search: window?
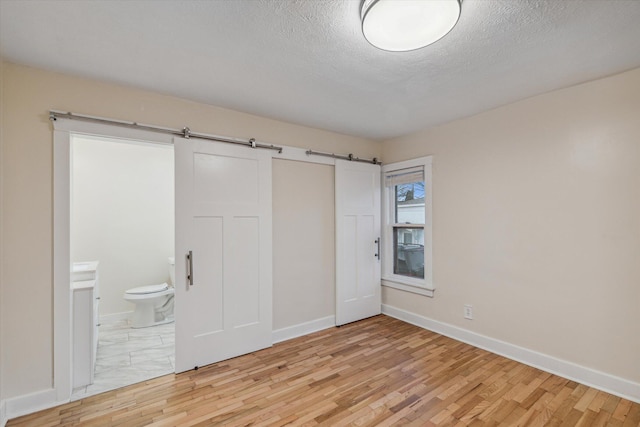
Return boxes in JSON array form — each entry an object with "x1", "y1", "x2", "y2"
[
  {"x1": 382, "y1": 156, "x2": 433, "y2": 296},
  {"x1": 392, "y1": 176, "x2": 425, "y2": 279}
]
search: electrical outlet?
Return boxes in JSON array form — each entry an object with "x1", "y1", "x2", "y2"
[{"x1": 464, "y1": 304, "x2": 473, "y2": 320}]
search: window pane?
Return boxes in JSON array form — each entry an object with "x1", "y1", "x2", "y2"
[
  {"x1": 393, "y1": 227, "x2": 424, "y2": 278},
  {"x1": 395, "y1": 181, "x2": 425, "y2": 224}
]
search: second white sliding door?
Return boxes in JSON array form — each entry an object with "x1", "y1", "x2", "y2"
[{"x1": 335, "y1": 160, "x2": 381, "y2": 326}]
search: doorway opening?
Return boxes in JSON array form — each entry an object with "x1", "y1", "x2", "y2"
[{"x1": 69, "y1": 134, "x2": 175, "y2": 400}]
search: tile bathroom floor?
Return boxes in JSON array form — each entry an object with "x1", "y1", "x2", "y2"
[{"x1": 71, "y1": 320, "x2": 175, "y2": 401}]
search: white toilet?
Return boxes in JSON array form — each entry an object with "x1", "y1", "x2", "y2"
[{"x1": 124, "y1": 257, "x2": 175, "y2": 328}]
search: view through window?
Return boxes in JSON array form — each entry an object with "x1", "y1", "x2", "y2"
[{"x1": 393, "y1": 180, "x2": 425, "y2": 278}]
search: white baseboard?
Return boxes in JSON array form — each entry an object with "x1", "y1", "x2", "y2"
[
  {"x1": 1, "y1": 398, "x2": 7, "y2": 427},
  {"x1": 4, "y1": 388, "x2": 66, "y2": 423},
  {"x1": 382, "y1": 304, "x2": 640, "y2": 403},
  {"x1": 272, "y1": 315, "x2": 336, "y2": 344},
  {"x1": 99, "y1": 311, "x2": 132, "y2": 325}
]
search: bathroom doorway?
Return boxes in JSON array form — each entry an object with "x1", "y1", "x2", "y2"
[{"x1": 69, "y1": 134, "x2": 175, "y2": 399}]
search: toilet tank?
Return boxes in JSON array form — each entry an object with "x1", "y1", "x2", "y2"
[{"x1": 168, "y1": 257, "x2": 175, "y2": 286}]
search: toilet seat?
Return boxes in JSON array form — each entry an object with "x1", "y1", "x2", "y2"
[
  {"x1": 124, "y1": 283, "x2": 174, "y2": 302},
  {"x1": 126, "y1": 283, "x2": 169, "y2": 295}
]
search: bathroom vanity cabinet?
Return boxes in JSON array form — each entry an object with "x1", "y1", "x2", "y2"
[{"x1": 72, "y1": 262, "x2": 100, "y2": 389}]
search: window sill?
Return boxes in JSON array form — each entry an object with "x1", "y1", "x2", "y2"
[{"x1": 382, "y1": 279, "x2": 434, "y2": 297}]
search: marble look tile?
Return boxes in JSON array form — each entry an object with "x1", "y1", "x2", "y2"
[
  {"x1": 94, "y1": 353, "x2": 131, "y2": 374},
  {"x1": 130, "y1": 343, "x2": 175, "y2": 365},
  {"x1": 93, "y1": 362, "x2": 172, "y2": 386},
  {"x1": 132, "y1": 356, "x2": 173, "y2": 373},
  {"x1": 97, "y1": 332, "x2": 129, "y2": 347},
  {"x1": 96, "y1": 336, "x2": 163, "y2": 359},
  {"x1": 160, "y1": 333, "x2": 175, "y2": 345},
  {"x1": 99, "y1": 320, "x2": 129, "y2": 332},
  {"x1": 128, "y1": 323, "x2": 174, "y2": 339},
  {"x1": 79, "y1": 382, "x2": 122, "y2": 399},
  {"x1": 77, "y1": 320, "x2": 175, "y2": 400},
  {"x1": 127, "y1": 329, "x2": 161, "y2": 339},
  {"x1": 157, "y1": 323, "x2": 175, "y2": 332}
]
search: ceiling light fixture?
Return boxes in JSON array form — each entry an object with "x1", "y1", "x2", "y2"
[{"x1": 361, "y1": 0, "x2": 461, "y2": 52}]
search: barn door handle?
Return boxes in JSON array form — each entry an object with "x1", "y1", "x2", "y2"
[
  {"x1": 375, "y1": 238, "x2": 380, "y2": 260},
  {"x1": 187, "y1": 250, "x2": 194, "y2": 286}
]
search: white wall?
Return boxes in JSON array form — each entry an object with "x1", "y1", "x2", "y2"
[
  {"x1": 273, "y1": 159, "x2": 335, "y2": 330},
  {"x1": 72, "y1": 136, "x2": 174, "y2": 317},
  {"x1": 381, "y1": 67, "x2": 640, "y2": 387}
]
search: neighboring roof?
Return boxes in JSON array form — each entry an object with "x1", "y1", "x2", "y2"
[{"x1": 398, "y1": 197, "x2": 425, "y2": 206}]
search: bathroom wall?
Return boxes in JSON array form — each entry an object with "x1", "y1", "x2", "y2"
[
  {"x1": 381, "y1": 67, "x2": 640, "y2": 386},
  {"x1": 72, "y1": 136, "x2": 174, "y2": 318},
  {"x1": 0, "y1": 61, "x2": 381, "y2": 400}
]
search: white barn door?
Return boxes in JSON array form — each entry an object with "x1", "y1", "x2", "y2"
[
  {"x1": 335, "y1": 160, "x2": 381, "y2": 326},
  {"x1": 174, "y1": 138, "x2": 272, "y2": 373}
]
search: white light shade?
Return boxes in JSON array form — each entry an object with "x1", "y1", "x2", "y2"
[{"x1": 361, "y1": 0, "x2": 461, "y2": 52}]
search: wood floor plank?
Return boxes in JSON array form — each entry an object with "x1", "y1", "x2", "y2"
[{"x1": 6, "y1": 315, "x2": 639, "y2": 426}]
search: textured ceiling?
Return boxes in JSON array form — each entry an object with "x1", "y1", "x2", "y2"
[{"x1": 2, "y1": 0, "x2": 640, "y2": 140}]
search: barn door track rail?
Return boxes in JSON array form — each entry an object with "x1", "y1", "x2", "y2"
[{"x1": 49, "y1": 110, "x2": 283, "y2": 153}]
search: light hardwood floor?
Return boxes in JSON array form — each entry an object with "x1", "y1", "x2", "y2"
[{"x1": 8, "y1": 315, "x2": 640, "y2": 426}]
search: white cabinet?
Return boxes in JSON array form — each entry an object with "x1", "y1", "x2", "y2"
[{"x1": 72, "y1": 262, "x2": 100, "y2": 389}]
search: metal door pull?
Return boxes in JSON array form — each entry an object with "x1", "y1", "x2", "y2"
[{"x1": 187, "y1": 250, "x2": 194, "y2": 286}]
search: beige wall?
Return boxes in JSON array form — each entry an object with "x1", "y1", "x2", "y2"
[
  {"x1": 0, "y1": 61, "x2": 380, "y2": 399},
  {"x1": 381, "y1": 67, "x2": 640, "y2": 383},
  {"x1": 273, "y1": 160, "x2": 335, "y2": 330},
  {"x1": 72, "y1": 136, "x2": 175, "y2": 317},
  {"x1": 0, "y1": 56, "x2": 4, "y2": 406}
]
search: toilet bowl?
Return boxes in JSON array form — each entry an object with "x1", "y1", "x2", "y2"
[
  {"x1": 124, "y1": 258, "x2": 176, "y2": 328},
  {"x1": 124, "y1": 283, "x2": 174, "y2": 328}
]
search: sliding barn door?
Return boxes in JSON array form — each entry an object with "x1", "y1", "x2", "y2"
[
  {"x1": 335, "y1": 160, "x2": 381, "y2": 326},
  {"x1": 174, "y1": 137, "x2": 272, "y2": 373}
]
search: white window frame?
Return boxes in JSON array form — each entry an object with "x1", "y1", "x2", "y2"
[{"x1": 381, "y1": 156, "x2": 433, "y2": 297}]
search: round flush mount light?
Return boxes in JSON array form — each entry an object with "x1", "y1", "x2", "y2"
[{"x1": 361, "y1": 0, "x2": 461, "y2": 52}]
